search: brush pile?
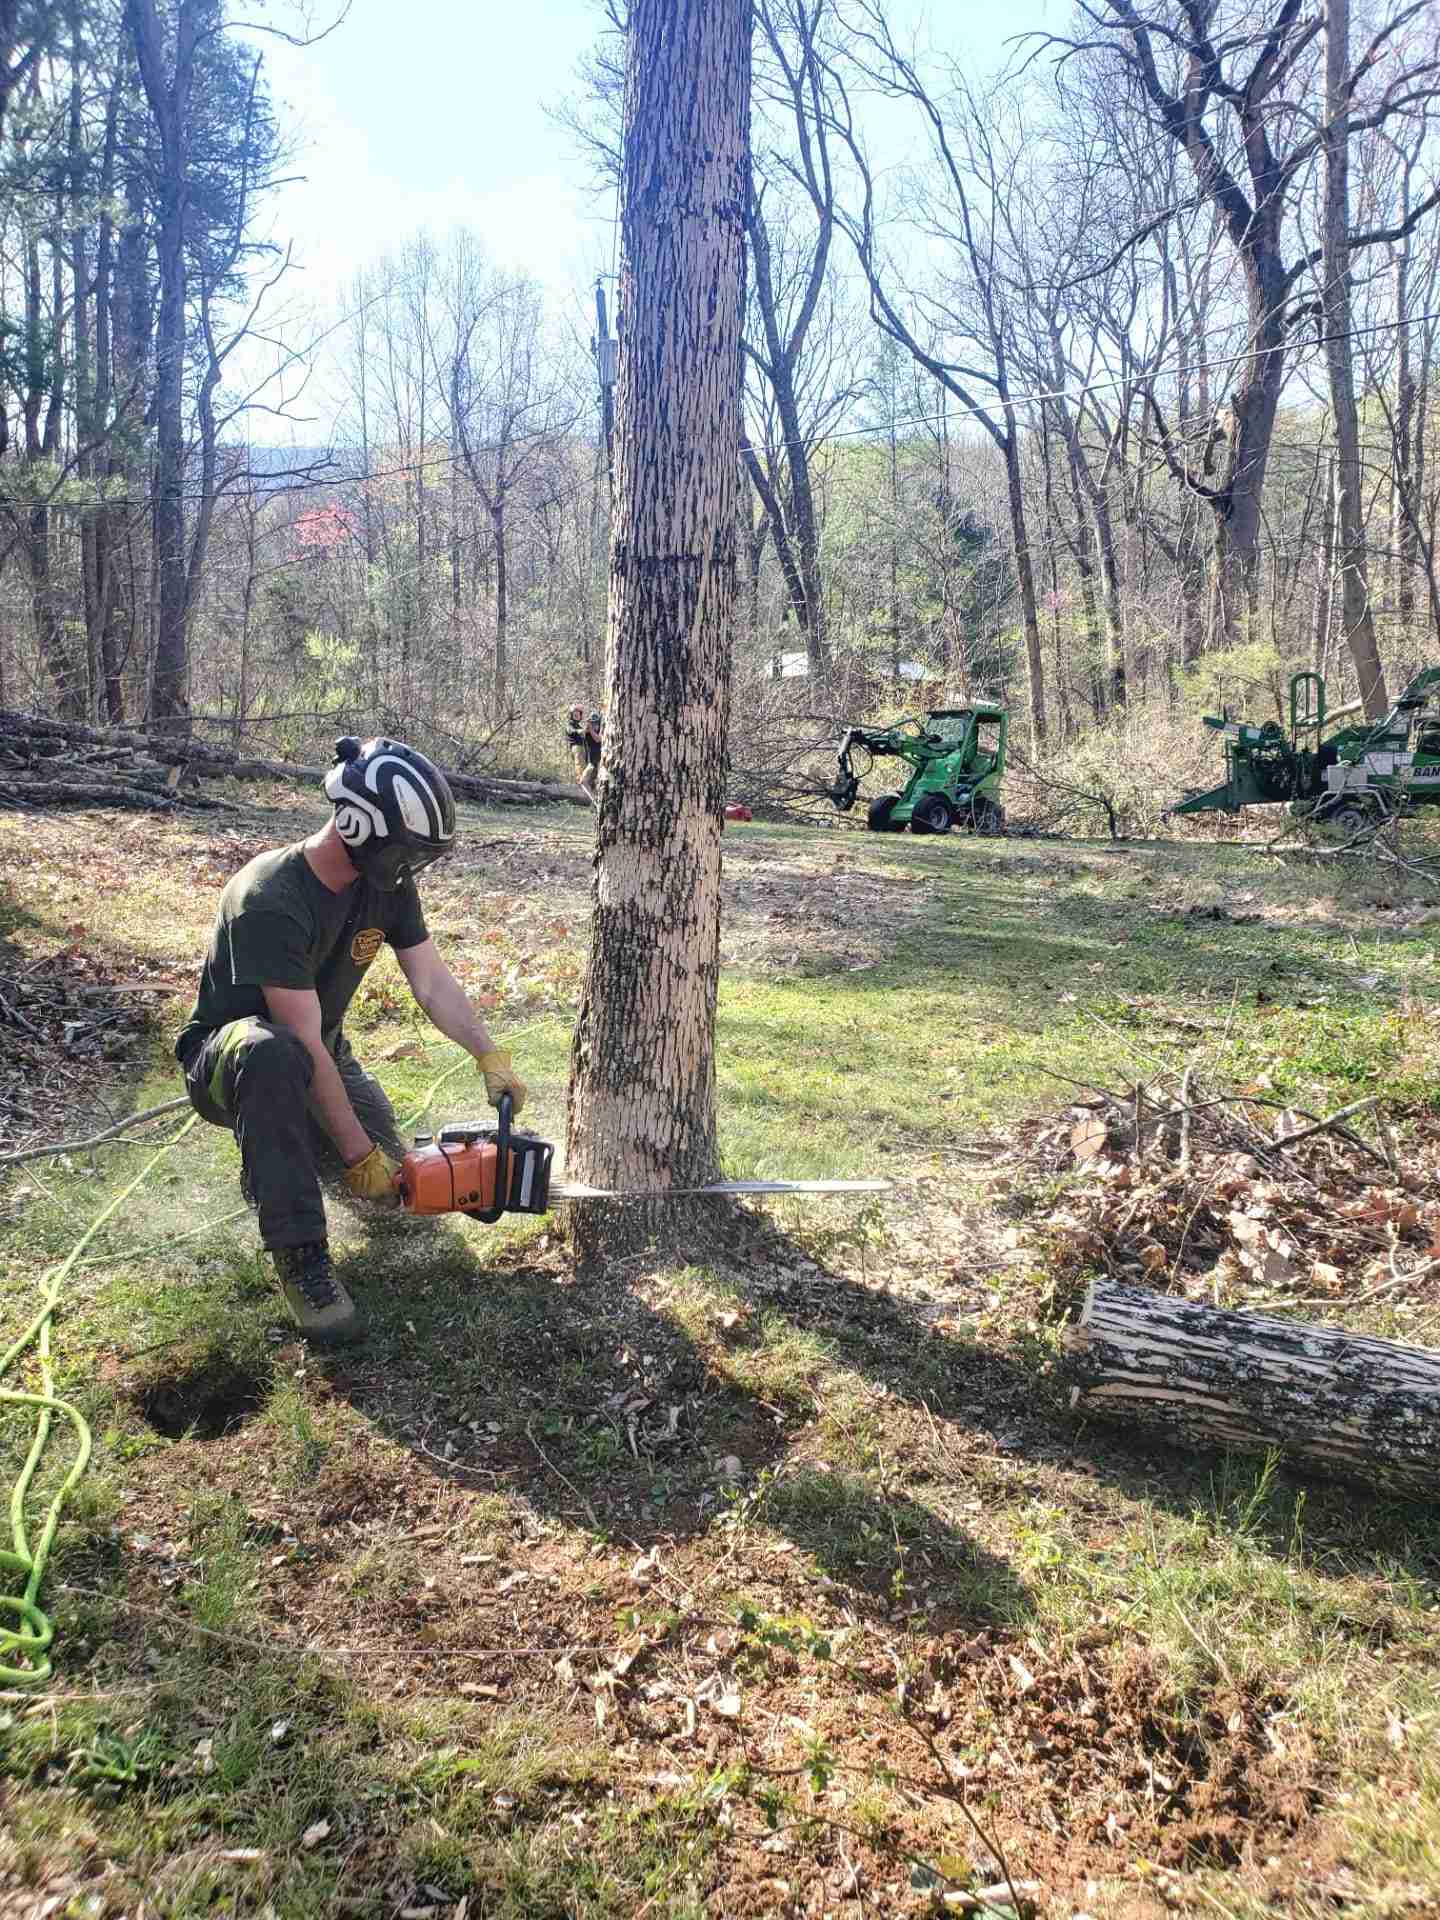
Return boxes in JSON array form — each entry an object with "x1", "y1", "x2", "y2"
[
  {"x1": 0, "y1": 951, "x2": 176, "y2": 1151},
  {"x1": 0, "y1": 709, "x2": 592, "y2": 814},
  {"x1": 998, "y1": 1065, "x2": 1440, "y2": 1325},
  {"x1": 1, "y1": 710, "x2": 238, "y2": 812}
]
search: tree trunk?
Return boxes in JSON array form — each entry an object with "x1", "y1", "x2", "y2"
[
  {"x1": 1312, "y1": 448, "x2": 1337, "y2": 674},
  {"x1": 1209, "y1": 308, "x2": 1287, "y2": 650},
  {"x1": 1392, "y1": 241, "x2": 1417, "y2": 628},
  {"x1": 100, "y1": 112, "x2": 151, "y2": 725},
  {"x1": 1322, "y1": 0, "x2": 1387, "y2": 719},
  {"x1": 492, "y1": 498, "x2": 507, "y2": 712},
  {"x1": 566, "y1": 0, "x2": 751, "y2": 1261},
  {"x1": 23, "y1": 219, "x2": 81, "y2": 716},
  {"x1": 1003, "y1": 429, "x2": 1046, "y2": 743},
  {"x1": 127, "y1": 0, "x2": 195, "y2": 736},
  {"x1": 1062, "y1": 1280, "x2": 1440, "y2": 1501}
]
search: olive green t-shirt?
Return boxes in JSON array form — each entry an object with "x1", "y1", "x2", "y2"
[{"x1": 175, "y1": 844, "x2": 428, "y2": 1069}]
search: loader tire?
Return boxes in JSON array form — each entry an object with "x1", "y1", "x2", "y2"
[
  {"x1": 910, "y1": 795, "x2": 953, "y2": 835},
  {"x1": 866, "y1": 794, "x2": 904, "y2": 832}
]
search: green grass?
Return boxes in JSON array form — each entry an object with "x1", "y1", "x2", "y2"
[{"x1": 3, "y1": 798, "x2": 1440, "y2": 1913}]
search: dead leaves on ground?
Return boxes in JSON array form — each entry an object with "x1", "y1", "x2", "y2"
[{"x1": 1000, "y1": 1075, "x2": 1440, "y2": 1316}]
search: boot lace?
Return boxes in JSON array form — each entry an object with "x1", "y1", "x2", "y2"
[{"x1": 290, "y1": 1244, "x2": 339, "y2": 1309}]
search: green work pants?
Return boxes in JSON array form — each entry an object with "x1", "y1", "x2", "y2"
[{"x1": 182, "y1": 1020, "x2": 404, "y2": 1249}]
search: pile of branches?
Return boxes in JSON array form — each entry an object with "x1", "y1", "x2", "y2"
[
  {"x1": 0, "y1": 953, "x2": 170, "y2": 1149},
  {"x1": 998, "y1": 1065, "x2": 1440, "y2": 1320},
  {"x1": 0, "y1": 709, "x2": 591, "y2": 814},
  {"x1": 1263, "y1": 804, "x2": 1440, "y2": 890}
]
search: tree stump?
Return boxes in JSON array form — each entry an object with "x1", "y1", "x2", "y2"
[{"x1": 1062, "y1": 1279, "x2": 1440, "y2": 1500}]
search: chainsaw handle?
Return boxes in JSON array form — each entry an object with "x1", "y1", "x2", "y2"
[{"x1": 465, "y1": 1090, "x2": 512, "y2": 1224}]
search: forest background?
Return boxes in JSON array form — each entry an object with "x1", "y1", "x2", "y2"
[{"x1": 0, "y1": 0, "x2": 1438, "y2": 823}]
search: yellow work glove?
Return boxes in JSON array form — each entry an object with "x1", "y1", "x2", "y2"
[
  {"x1": 343, "y1": 1144, "x2": 401, "y2": 1205},
  {"x1": 477, "y1": 1048, "x2": 528, "y2": 1117}
]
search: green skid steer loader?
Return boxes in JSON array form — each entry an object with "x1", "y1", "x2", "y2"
[
  {"x1": 1171, "y1": 668, "x2": 1440, "y2": 832},
  {"x1": 828, "y1": 703, "x2": 1008, "y2": 835}
]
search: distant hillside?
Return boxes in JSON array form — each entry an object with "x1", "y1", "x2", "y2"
[{"x1": 231, "y1": 444, "x2": 352, "y2": 494}]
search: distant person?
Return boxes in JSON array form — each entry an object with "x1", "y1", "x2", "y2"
[
  {"x1": 175, "y1": 735, "x2": 528, "y2": 1347},
  {"x1": 567, "y1": 703, "x2": 603, "y2": 809}
]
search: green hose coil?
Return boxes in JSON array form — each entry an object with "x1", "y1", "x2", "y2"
[{"x1": 1, "y1": 1116, "x2": 198, "y2": 1685}]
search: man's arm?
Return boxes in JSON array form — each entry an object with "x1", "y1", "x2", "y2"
[
  {"x1": 262, "y1": 985, "x2": 373, "y2": 1165},
  {"x1": 394, "y1": 938, "x2": 495, "y2": 1058}
]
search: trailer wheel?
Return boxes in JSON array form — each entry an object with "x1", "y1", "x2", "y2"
[
  {"x1": 1326, "y1": 801, "x2": 1371, "y2": 838},
  {"x1": 910, "y1": 795, "x2": 953, "y2": 835},
  {"x1": 866, "y1": 793, "x2": 904, "y2": 832}
]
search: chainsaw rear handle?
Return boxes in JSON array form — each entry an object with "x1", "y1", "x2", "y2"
[{"x1": 466, "y1": 1090, "x2": 512, "y2": 1224}]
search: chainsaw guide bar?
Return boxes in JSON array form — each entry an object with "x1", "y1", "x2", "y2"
[
  {"x1": 397, "y1": 1097, "x2": 890, "y2": 1220},
  {"x1": 549, "y1": 1177, "x2": 893, "y2": 1202}
]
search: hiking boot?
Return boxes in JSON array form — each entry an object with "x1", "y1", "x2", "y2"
[{"x1": 271, "y1": 1242, "x2": 363, "y2": 1347}]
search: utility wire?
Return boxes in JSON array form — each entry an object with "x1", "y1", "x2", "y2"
[{"x1": 2, "y1": 305, "x2": 1436, "y2": 520}]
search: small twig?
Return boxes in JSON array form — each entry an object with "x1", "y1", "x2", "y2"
[
  {"x1": 0, "y1": 1097, "x2": 192, "y2": 1168},
  {"x1": 1270, "y1": 1096, "x2": 1381, "y2": 1153},
  {"x1": 524, "y1": 1419, "x2": 603, "y2": 1532},
  {"x1": 1213, "y1": 979, "x2": 1242, "y2": 1065},
  {"x1": 1017, "y1": 1061, "x2": 1128, "y2": 1104},
  {"x1": 1178, "y1": 1065, "x2": 1195, "y2": 1173},
  {"x1": 0, "y1": 988, "x2": 44, "y2": 1038},
  {"x1": 910, "y1": 1708, "x2": 1027, "y2": 1915},
  {"x1": 1348, "y1": 1243, "x2": 1440, "y2": 1309}
]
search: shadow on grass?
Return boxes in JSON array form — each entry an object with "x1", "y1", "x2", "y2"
[
  {"x1": 297, "y1": 1192, "x2": 1440, "y2": 1630},
  {"x1": 294, "y1": 1210, "x2": 1039, "y2": 1634}
]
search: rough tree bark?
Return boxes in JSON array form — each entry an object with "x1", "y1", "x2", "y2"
[
  {"x1": 566, "y1": 0, "x2": 751, "y2": 1261},
  {"x1": 1321, "y1": 0, "x2": 1387, "y2": 717},
  {"x1": 1063, "y1": 1279, "x2": 1440, "y2": 1500}
]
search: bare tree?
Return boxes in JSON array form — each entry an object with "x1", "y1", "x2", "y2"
[
  {"x1": 446, "y1": 254, "x2": 579, "y2": 712},
  {"x1": 817, "y1": 26, "x2": 1050, "y2": 737},
  {"x1": 1034, "y1": 0, "x2": 1440, "y2": 708},
  {"x1": 1320, "y1": 0, "x2": 1386, "y2": 711},
  {"x1": 566, "y1": 0, "x2": 751, "y2": 1258},
  {"x1": 743, "y1": 0, "x2": 858, "y2": 677}
]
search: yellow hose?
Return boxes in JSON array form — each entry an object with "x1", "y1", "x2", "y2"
[{"x1": 1, "y1": 1116, "x2": 198, "y2": 1685}]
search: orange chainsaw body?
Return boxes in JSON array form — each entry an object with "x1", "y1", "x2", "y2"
[
  {"x1": 396, "y1": 1113, "x2": 554, "y2": 1220},
  {"x1": 398, "y1": 1136, "x2": 502, "y2": 1214}
]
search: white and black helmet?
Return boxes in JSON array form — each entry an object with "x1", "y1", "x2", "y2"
[{"x1": 324, "y1": 735, "x2": 456, "y2": 890}]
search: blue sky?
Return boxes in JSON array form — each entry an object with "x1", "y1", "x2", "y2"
[{"x1": 239, "y1": 0, "x2": 1063, "y2": 434}]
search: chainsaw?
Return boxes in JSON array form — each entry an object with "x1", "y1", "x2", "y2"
[{"x1": 395, "y1": 1095, "x2": 889, "y2": 1220}]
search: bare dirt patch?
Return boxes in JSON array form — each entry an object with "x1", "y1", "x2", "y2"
[
  {"x1": 134, "y1": 1346, "x2": 274, "y2": 1441},
  {"x1": 919, "y1": 1635, "x2": 1323, "y2": 1887}
]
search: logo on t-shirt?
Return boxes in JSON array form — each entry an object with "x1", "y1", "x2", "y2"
[{"x1": 351, "y1": 927, "x2": 384, "y2": 966}]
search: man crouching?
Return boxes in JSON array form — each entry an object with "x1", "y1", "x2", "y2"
[{"x1": 175, "y1": 734, "x2": 528, "y2": 1347}]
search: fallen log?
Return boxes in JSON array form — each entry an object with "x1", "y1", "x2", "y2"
[
  {"x1": 1062, "y1": 1278, "x2": 1440, "y2": 1500},
  {"x1": 9, "y1": 778, "x2": 236, "y2": 813},
  {"x1": 0, "y1": 709, "x2": 591, "y2": 809}
]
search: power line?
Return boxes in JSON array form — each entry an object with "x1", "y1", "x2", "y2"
[
  {"x1": 813, "y1": 306, "x2": 1440, "y2": 444},
  {"x1": 1, "y1": 304, "x2": 1435, "y2": 525}
]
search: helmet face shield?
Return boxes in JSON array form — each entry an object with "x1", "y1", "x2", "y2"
[{"x1": 355, "y1": 836, "x2": 452, "y2": 892}]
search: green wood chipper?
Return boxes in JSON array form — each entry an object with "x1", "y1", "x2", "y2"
[
  {"x1": 1170, "y1": 668, "x2": 1440, "y2": 832},
  {"x1": 827, "y1": 704, "x2": 1008, "y2": 834}
]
